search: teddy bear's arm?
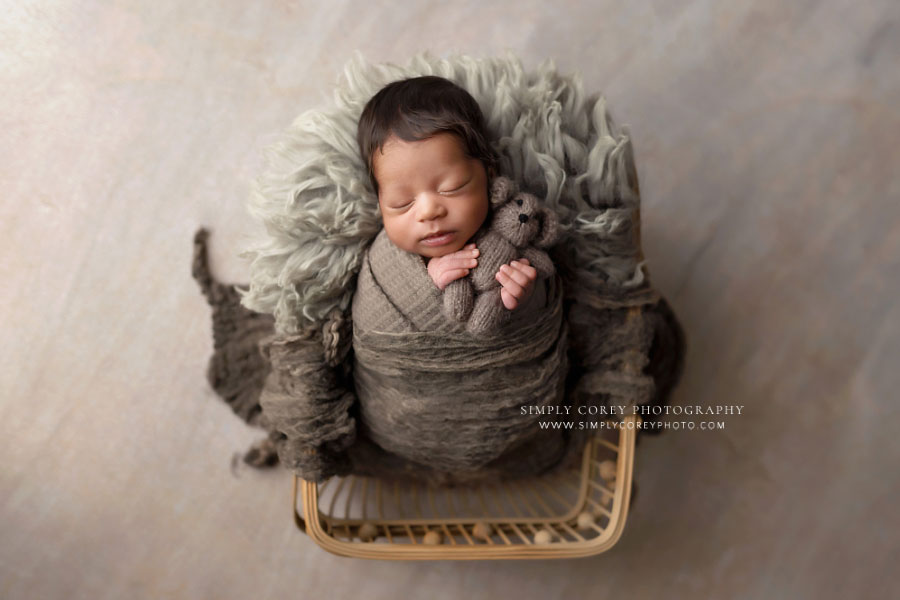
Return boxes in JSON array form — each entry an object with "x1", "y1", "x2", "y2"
[
  {"x1": 443, "y1": 278, "x2": 475, "y2": 321},
  {"x1": 520, "y1": 247, "x2": 556, "y2": 279}
]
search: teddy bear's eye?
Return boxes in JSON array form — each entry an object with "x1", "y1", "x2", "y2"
[{"x1": 516, "y1": 199, "x2": 523, "y2": 206}]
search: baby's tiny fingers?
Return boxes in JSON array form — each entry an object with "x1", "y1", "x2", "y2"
[
  {"x1": 451, "y1": 246, "x2": 479, "y2": 259},
  {"x1": 444, "y1": 256, "x2": 477, "y2": 270},
  {"x1": 499, "y1": 264, "x2": 531, "y2": 288},
  {"x1": 500, "y1": 287, "x2": 518, "y2": 310},
  {"x1": 510, "y1": 260, "x2": 537, "y2": 279},
  {"x1": 440, "y1": 268, "x2": 470, "y2": 290},
  {"x1": 496, "y1": 269, "x2": 525, "y2": 298}
]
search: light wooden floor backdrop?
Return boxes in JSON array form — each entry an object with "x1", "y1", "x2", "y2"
[{"x1": 2, "y1": 1, "x2": 897, "y2": 598}]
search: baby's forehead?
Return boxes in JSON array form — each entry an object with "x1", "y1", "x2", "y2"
[{"x1": 373, "y1": 133, "x2": 474, "y2": 182}]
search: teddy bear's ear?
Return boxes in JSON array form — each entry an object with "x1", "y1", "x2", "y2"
[
  {"x1": 534, "y1": 207, "x2": 561, "y2": 249},
  {"x1": 489, "y1": 176, "x2": 516, "y2": 207}
]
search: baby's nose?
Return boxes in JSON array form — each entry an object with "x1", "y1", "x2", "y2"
[
  {"x1": 518, "y1": 214, "x2": 529, "y2": 224},
  {"x1": 418, "y1": 193, "x2": 446, "y2": 219}
]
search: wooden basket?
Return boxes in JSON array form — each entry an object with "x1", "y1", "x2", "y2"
[{"x1": 292, "y1": 414, "x2": 641, "y2": 560}]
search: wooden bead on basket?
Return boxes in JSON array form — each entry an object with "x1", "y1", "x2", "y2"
[
  {"x1": 598, "y1": 459, "x2": 617, "y2": 481},
  {"x1": 472, "y1": 522, "x2": 493, "y2": 540},
  {"x1": 358, "y1": 522, "x2": 378, "y2": 541},
  {"x1": 423, "y1": 530, "x2": 443, "y2": 545}
]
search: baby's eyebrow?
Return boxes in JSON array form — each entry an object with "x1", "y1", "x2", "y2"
[
  {"x1": 434, "y1": 164, "x2": 470, "y2": 182},
  {"x1": 378, "y1": 181, "x2": 410, "y2": 196}
]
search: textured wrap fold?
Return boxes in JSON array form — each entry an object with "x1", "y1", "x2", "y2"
[{"x1": 257, "y1": 310, "x2": 357, "y2": 482}]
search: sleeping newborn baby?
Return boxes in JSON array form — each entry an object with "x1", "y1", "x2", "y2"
[
  {"x1": 347, "y1": 76, "x2": 576, "y2": 485},
  {"x1": 375, "y1": 130, "x2": 540, "y2": 309}
]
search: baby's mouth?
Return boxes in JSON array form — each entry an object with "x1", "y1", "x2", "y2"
[{"x1": 421, "y1": 231, "x2": 455, "y2": 246}]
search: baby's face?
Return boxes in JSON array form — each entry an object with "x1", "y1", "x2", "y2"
[{"x1": 373, "y1": 132, "x2": 489, "y2": 259}]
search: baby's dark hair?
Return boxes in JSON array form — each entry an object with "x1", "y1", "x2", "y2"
[{"x1": 357, "y1": 75, "x2": 499, "y2": 195}]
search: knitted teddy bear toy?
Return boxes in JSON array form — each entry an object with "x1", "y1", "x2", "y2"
[{"x1": 442, "y1": 176, "x2": 561, "y2": 336}]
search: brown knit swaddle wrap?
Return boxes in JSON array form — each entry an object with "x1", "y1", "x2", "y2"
[{"x1": 346, "y1": 228, "x2": 576, "y2": 484}]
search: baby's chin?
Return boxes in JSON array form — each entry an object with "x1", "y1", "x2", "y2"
[{"x1": 415, "y1": 239, "x2": 467, "y2": 259}]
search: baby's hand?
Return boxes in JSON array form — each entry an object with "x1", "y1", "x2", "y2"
[
  {"x1": 496, "y1": 258, "x2": 537, "y2": 310},
  {"x1": 427, "y1": 243, "x2": 479, "y2": 290}
]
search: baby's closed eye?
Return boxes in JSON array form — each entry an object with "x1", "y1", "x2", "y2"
[{"x1": 439, "y1": 178, "x2": 471, "y2": 194}]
